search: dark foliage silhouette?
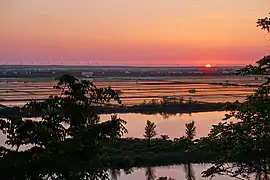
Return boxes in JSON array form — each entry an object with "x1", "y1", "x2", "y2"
[
  {"x1": 198, "y1": 59, "x2": 270, "y2": 180},
  {"x1": 185, "y1": 121, "x2": 196, "y2": 141},
  {"x1": 257, "y1": 13, "x2": 270, "y2": 32},
  {"x1": 160, "y1": 135, "x2": 170, "y2": 140},
  {"x1": 184, "y1": 121, "x2": 196, "y2": 180},
  {"x1": 184, "y1": 163, "x2": 195, "y2": 180},
  {"x1": 110, "y1": 169, "x2": 121, "y2": 180},
  {"x1": 144, "y1": 120, "x2": 157, "y2": 147},
  {"x1": 145, "y1": 167, "x2": 156, "y2": 180},
  {"x1": 156, "y1": 177, "x2": 175, "y2": 180},
  {"x1": 197, "y1": 13, "x2": 270, "y2": 180},
  {"x1": 0, "y1": 74, "x2": 127, "y2": 180}
]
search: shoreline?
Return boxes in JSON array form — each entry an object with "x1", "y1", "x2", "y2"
[
  {"x1": 103, "y1": 138, "x2": 216, "y2": 170},
  {"x1": 0, "y1": 101, "x2": 233, "y2": 118},
  {"x1": 95, "y1": 102, "x2": 227, "y2": 115}
]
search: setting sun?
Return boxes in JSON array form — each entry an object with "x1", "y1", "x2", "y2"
[{"x1": 205, "y1": 64, "x2": 212, "y2": 68}]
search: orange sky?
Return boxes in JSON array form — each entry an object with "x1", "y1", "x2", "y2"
[{"x1": 0, "y1": 0, "x2": 270, "y2": 66}]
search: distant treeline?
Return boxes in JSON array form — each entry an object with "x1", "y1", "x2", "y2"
[
  {"x1": 0, "y1": 101, "x2": 237, "y2": 118},
  {"x1": 0, "y1": 66, "x2": 238, "y2": 80},
  {"x1": 95, "y1": 102, "x2": 227, "y2": 115},
  {"x1": 103, "y1": 138, "x2": 216, "y2": 169}
]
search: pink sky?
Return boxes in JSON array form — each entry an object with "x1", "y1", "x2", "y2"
[{"x1": 0, "y1": 0, "x2": 270, "y2": 66}]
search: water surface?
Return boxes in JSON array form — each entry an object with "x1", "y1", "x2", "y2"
[
  {"x1": 111, "y1": 164, "x2": 234, "y2": 180},
  {"x1": 0, "y1": 75, "x2": 256, "y2": 106},
  {"x1": 100, "y1": 111, "x2": 235, "y2": 139}
]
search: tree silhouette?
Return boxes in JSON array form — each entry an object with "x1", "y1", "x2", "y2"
[
  {"x1": 156, "y1": 178, "x2": 175, "y2": 180},
  {"x1": 110, "y1": 169, "x2": 121, "y2": 180},
  {"x1": 257, "y1": 13, "x2": 270, "y2": 32},
  {"x1": 185, "y1": 121, "x2": 196, "y2": 141},
  {"x1": 145, "y1": 167, "x2": 156, "y2": 180},
  {"x1": 144, "y1": 120, "x2": 157, "y2": 147},
  {"x1": 184, "y1": 163, "x2": 195, "y2": 180},
  {"x1": 160, "y1": 134, "x2": 170, "y2": 140},
  {"x1": 0, "y1": 74, "x2": 127, "y2": 179},
  {"x1": 198, "y1": 13, "x2": 270, "y2": 180},
  {"x1": 184, "y1": 121, "x2": 196, "y2": 180},
  {"x1": 255, "y1": 170, "x2": 270, "y2": 180}
]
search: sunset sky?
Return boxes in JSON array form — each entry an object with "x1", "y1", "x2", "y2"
[{"x1": 0, "y1": 0, "x2": 270, "y2": 66}]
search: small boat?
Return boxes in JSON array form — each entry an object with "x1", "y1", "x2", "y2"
[{"x1": 188, "y1": 89, "x2": 196, "y2": 93}]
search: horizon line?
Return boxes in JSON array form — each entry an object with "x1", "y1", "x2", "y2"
[{"x1": 0, "y1": 64, "x2": 245, "y2": 68}]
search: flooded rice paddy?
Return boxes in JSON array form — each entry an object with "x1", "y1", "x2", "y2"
[{"x1": 0, "y1": 75, "x2": 261, "y2": 106}]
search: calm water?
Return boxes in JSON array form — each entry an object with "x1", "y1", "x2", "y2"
[
  {"x1": 0, "y1": 111, "x2": 231, "y2": 145},
  {"x1": 0, "y1": 111, "x2": 238, "y2": 179},
  {"x1": 0, "y1": 75, "x2": 258, "y2": 106},
  {"x1": 112, "y1": 164, "x2": 235, "y2": 180},
  {"x1": 100, "y1": 111, "x2": 235, "y2": 139},
  {"x1": 102, "y1": 112, "x2": 238, "y2": 180}
]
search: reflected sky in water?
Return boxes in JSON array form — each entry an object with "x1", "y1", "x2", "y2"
[
  {"x1": 0, "y1": 112, "x2": 242, "y2": 180},
  {"x1": 100, "y1": 111, "x2": 236, "y2": 139},
  {"x1": 111, "y1": 164, "x2": 235, "y2": 180},
  {"x1": 0, "y1": 111, "x2": 236, "y2": 148}
]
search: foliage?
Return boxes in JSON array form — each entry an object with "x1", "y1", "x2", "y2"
[
  {"x1": 237, "y1": 55, "x2": 270, "y2": 86},
  {"x1": 198, "y1": 83, "x2": 270, "y2": 179},
  {"x1": 0, "y1": 74, "x2": 127, "y2": 180},
  {"x1": 257, "y1": 13, "x2": 270, "y2": 32},
  {"x1": 142, "y1": 96, "x2": 197, "y2": 106},
  {"x1": 110, "y1": 169, "x2": 121, "y2": 180},
  {"x1": 105, "y1": 137, "x2": 215, "y2": 170},
  {"x1": 156, "y1": 178, "x2": 176, "y2": 180},
  {"x1": 183, "y1": 121, "x2": 196, "y2": 180},
  {"x1": 185, "y1": 121, "x2": 196, "y2": 141},
  {"x1": 156, "y1": 178, "x2": 175, "y2": 180},
  {"x1": 144, "y1": 120, "x2": 157, "y2": 146},
  {"x1": 145, "y1": 167, "x2": 156, "y2": 180},
  {"x1": 160, "y1": 135, "x2": 170, "y2": 140},
  {"x1": 184, "y1": 163, "x2": 195, "y2": 180},
  {"x1": 0, "y1": 100, "x2": 227, "y2": 118},
  {"x1": 197, "y1": 14, "x2": 270, "y2": 179},
  {"x1": 198, "y1": 67, "x2": 270, "y2": 179}
]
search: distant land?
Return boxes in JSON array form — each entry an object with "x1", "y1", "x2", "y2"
[
  {"x1": 0, "y1": 65, "x2": 244, "y2": 80},
  {"x1": 0, "y1": 64, "x2": 243, "y2": 69}
]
